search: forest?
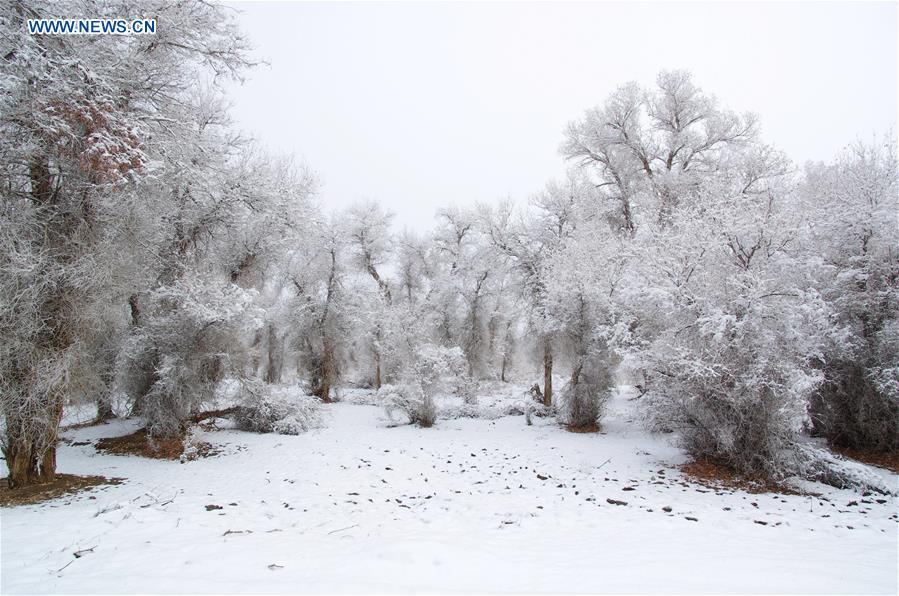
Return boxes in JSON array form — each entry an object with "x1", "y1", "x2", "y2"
[{"x1": 1, "y1": 1, "x2": 897, "y2": 593}]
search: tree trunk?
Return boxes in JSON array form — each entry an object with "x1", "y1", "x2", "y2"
[
  {"x1": 374, "y1": 350, "x2": 382, "y2": 390},
  {"x1": 264, "y1": 322, "x2": 282, "y2": 384},
  {"x1": 8, "y1": 150, "x2": 69, "y2": 485},
  {"x1": 38, "y1": 445, "x2": 57, "y2": 483},
  {"x1": 543, "y1": 339, "x2": 553, "y2": 407},
  {"x1": 315, "y1": 339, "x2": 336, "y2": 402},
  {"x1": 96, "y1": 395, "x2": 115, "y2": 422},
  {"x1": 40, "y1": 398, "x2": 64, "y2": 482},
  {"x1": 5, "y1": 442, "x2": 37, "y2": 488},
  {"x1": 29, "y1": 155, "x2": 53, "y2": 203},
  {"x1": 250, "y1": 328, "x2": 263, "y2": 378},
  {"x1": 128, "y1": 293, "x2": 141, "y2": 326},
  {"x1": 5, "y1": 397, "x2": 63, "y2": 487},
  {"x1": 314, "y1": 248, "x2": 339, "y2": 402},
  {"x1": 499, "y1": 320, "x2": 514, "y2": 383}
]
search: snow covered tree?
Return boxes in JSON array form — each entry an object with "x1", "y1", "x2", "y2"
[
  {"x1": 0, "y1": 0, "x2": 252, "y2": 484},
  {"x1": 479, "y1": 173, "x2": 591, "y2": 405},
  {"x1": 563, "y1": 69, "x2": 758, "y2": 234},
  {"x1": 542, "y1": 227, "x2": 624, "y2": 430},
  {"x1": 803, "y1": 137, "x2": 899, "y2": 452},
  {"x1": 285, "y1": 218, "x2": 358, "y2": 402},
  {"x1": 560, "y1": 70, "x2": 846, "y2": 478},
  {"x1": 344, "y1": 201, "x2": 394, "y2": 388}
]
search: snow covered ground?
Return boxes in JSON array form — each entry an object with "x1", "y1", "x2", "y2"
[{"x1": 2, "y1": 389, "x2": 897, "y2": 594}]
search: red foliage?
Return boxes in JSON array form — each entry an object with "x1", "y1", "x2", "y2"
[{"x1": 46, "y1": 97, "x2": 146, "y2": 183}]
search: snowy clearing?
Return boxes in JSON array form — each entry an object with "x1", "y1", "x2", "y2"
[{"x1": 2, "y1": 391, "x2": 896, "y2": 594}]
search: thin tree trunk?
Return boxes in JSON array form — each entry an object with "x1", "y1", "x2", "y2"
[
  {"x1": 498, "y1": 319, "x2": 514, "y2": 383},
  {"x1": 314, "y1": 248, "x2": 338, "y2": 402},
  {"x1": 374, "y1": 350, "x2": 382, "y2": 390},
  {"x1": 128, "y1": 293, "x2": 141, "y2": 326},
  {"x1": 250, "y1": 328, "x2": 263, "y2": 378},
  {"x1": 264, "y1": 322, "x2": 282, "y2": 384},
  {"x1": 96, "y1": 395, "x2": 115, "y2": 422},
  {"x1": 543, "y1": 338, "x2": 553, "y2": 407},
  {"x1": 315, "y1": 339, "x2": 336, "y2": 402},
  {"x1": 39, "y1": 397, "x2": 64, "y2": 483}
]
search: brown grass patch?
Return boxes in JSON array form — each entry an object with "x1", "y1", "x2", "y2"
[
  {"x1": 565, "y1": 422, "x2": 600, "y2": 433},
  {"x1": 95, "y1": 429, "x2": 186, "y2": 460},
  {"x1": 832, "y1": 446, "x2": 899, "y2": 474},
  {"x1": 679, "y1": 458, "x2": 805, "y2": 495},
  {"x1": 95, "y1": 428, "x2": 219, "y2": 460},
  {"x1": 0, "y1": 474, "x2": 124, "y2": 507}
]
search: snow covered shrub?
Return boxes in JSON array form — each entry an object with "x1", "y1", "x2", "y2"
[
  {"x1": 612, "y1": 139, "x2": 829, "y2": 478},
  {"x1": 455, "y1": 376, "x2": 480, "y2": 406},
  {"x1": 234, "y1": 380, "x2": 322, "y2": 435},
  {"x1": 811, "y1": 350, "x2": 899, "y2": 452},
  {"x1": 558, "y1": 350, "x2": 615, "y2": 429},
  {"x1": 138, "y1": 355, "x2": 207, "y2": 438},
  {"x1": 639, "y1": 283, "x2": 831, "y2": 479},
  {"x1": 116, "y1": 278, "x2": 261, "y2": 437},
  {"x1": 382, "y1": 344, "x2": 467, "y2": 427},
  {"x1": 794, "y1": 442, "x2": 896, "y2": 495},
  {"x1": 802, "y1": 139, "x2": 899, "y2": 452},
  {"x1": 380, "y1": 383, "x2": 434, "y2": 427}
]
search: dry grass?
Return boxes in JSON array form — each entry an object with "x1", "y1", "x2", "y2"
[
  {"x1": 565, "y1": 422, "x2": 600, "y2": 433},
  {"x1": 95, "y1": 428, "x2": 220, "y2": 460},
  {"x1": 0, "y1": 474, "x2": 124, "y2": 507},
  {"x1": 679, "y1": 458, "x2": 806, "y2": 495},
  {"x1": 95, "y1": 429, "x2": 186, "y2": 459}
]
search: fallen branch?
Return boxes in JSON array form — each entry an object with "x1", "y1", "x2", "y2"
[
  {"x1": 190, "y1": 407, "x2": 239, "y2": 423},
  {"x1": 327, "y1": 524, "x2": 358, "y2": 535}
]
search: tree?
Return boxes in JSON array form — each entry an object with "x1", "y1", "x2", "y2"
[
  {"x1": 559, "y1": 69, "x2": 851, "y2": 479},
  {"x1": 344, "y1": 201, "x2": 394, "y2": 387},
  {"x1": 480, "y1": 173, "x2": 592, "y2": 405},
  {"x1": 542, "y1": 227, "x2": 624, "y2": 429},
  {"x1": 562, "y1": 69, "x2": 758, "y2": 234},
  {"x1": 0, "y1": 0, "x2": 252, "y2": 485},
  {"x1": 803, "y1": 137, "x2": 899, "y2": 452}
]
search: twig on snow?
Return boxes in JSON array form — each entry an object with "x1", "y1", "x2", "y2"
[{"x1": 73, "y1": 546, "x2": 95, "y2": 558}]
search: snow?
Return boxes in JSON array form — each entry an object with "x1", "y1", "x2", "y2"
[{"x1": 2, "y1": 389, "x2": 897, "y2": 594}]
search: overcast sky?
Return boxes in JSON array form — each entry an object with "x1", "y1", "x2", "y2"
[{"x1": 224, "y1": 1, "x2": 897, "y2": 230}]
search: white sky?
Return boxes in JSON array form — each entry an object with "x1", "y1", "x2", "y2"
[{"x1": 224, "y1": 1, "x2": 898, "y2": 230}]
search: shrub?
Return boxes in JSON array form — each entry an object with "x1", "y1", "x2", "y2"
[
  {"x1": 558, "y1": 350, "x2": 615, "y2": 429},
  {"x1": 380, "y1": 383, "x2": 435, "y2": 427},
  {"x1": 639, "y1": 290, "x2": 829, "y2": 480},
  {"x1": 380, "y1": 344, "x2": 466, "y2": 427},
  {"x1": 810, "y1": 358, "x2": 899, "y2": 452},
  {"x1": 234, "y1": 380, "x2": 322, "y2": 435}
]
